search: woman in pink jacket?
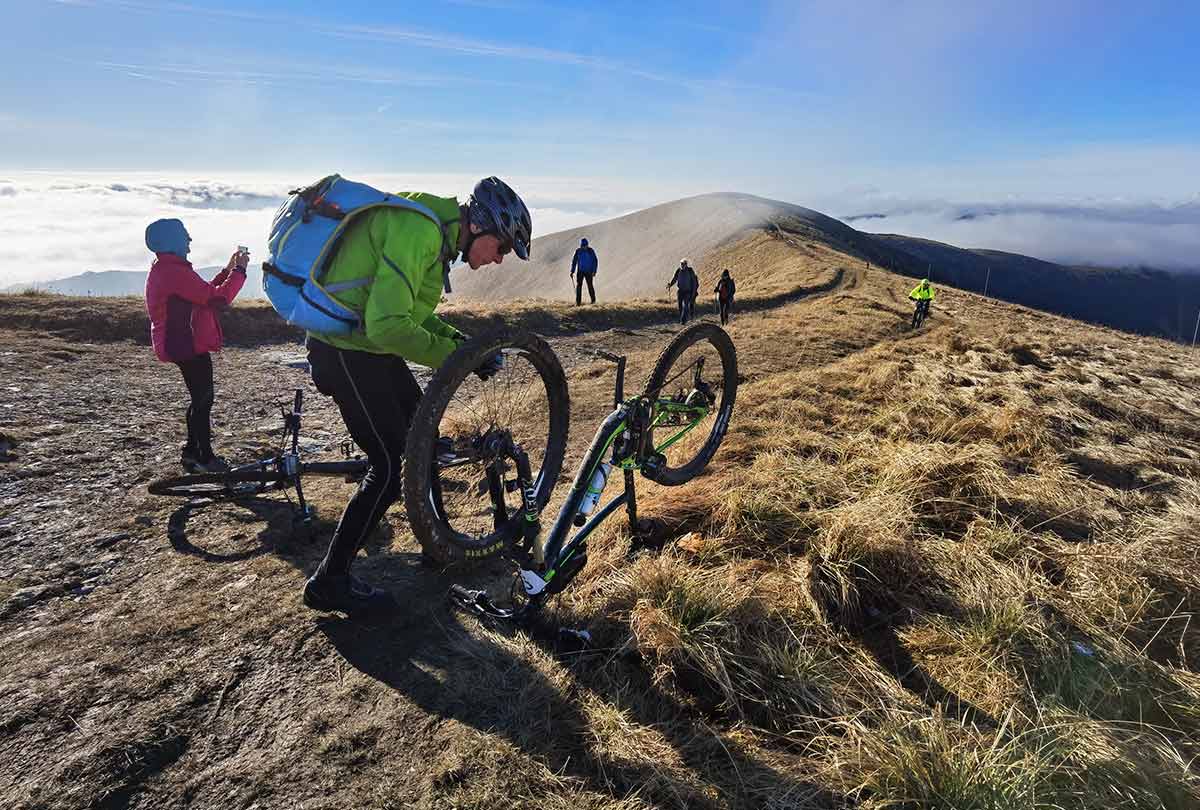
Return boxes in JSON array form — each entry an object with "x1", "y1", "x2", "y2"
[{"x1": 144, "y1": 218, "x2": 248, "y2": 472}]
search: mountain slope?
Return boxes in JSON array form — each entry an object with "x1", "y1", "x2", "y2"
[
  {"x1": 450, "y1": 191, "x2": 1199, "y2": 342},
  {"x1": 448, "y1": 192, "x2": 906, "y2": 302},
  {"x1": 876, "y1": 234, "x2": 1200, "y2": 340}
]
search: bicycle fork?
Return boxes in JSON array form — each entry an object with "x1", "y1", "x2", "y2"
[{"x1": 286, "y1": 389, "x2": 312, "y2": 521}]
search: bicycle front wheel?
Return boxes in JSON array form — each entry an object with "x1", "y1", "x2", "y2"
[
  {"x1": 643, "y1": 322, "x2": 738, "y2": 486},
  {"x1": 403, "y1": 328, "x2": 570, "y2": 564},
  {"x1": 147, "y1": 464, "x2": 287, "y2": 500}
]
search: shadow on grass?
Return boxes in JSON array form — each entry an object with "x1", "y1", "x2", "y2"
[{"x1": 316, "y1": 561, "x2": 836, "y2": 809}]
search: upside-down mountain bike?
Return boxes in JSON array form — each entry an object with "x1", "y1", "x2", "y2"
[
  {"x1": 147, "y1": 389, "x2": 367, "y2": 518},
  {"x1": 400, "y1": 321, "x2": 738, "y2": 625}
]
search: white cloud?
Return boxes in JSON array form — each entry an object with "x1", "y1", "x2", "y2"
[
  {"x1": 0, "y1": 172, "x2": 663, "y2": 286},
  {"x1": 857, "y1": 208, "x2": 1200, "y2": 270}
]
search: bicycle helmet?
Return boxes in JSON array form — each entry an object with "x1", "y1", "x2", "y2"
[{"x1": 466, "y1": 176, "x2": 532, "y2": 260}]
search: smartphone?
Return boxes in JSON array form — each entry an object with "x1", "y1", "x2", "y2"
[{"x1": 237, "y1": 245, "x2": 250, "y2": 255}]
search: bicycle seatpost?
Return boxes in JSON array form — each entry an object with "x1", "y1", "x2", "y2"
[{"x1": 588, "y1": 350, "x2": 627, "y2": 406}]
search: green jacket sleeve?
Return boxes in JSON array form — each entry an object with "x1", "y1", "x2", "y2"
[
  {"x1": 421, "y1": 314, "x2": 464, "y2": 341},
  {"x1": 361, "y1": 215, "x2": 458, "y2": 368}
]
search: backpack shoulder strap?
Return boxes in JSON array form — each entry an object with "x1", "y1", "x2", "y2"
[{"x1": 317, "y1": 196, "x2": 459, "y2": 293}]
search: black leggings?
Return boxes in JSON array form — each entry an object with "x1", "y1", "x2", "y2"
[
  {"x1": 575, "y1": 272, "x2": 596, "y2": 305},
  {"x1": 307, "y1": 337, "x2": 422, "y2": 577},
  {"x1": 719, "y1": 298, "x2": 732, "y2": 325},
  {"x1": 176, "y1": 353, "x2": 215, "y2": 459}
]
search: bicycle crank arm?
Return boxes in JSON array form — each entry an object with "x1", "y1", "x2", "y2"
[{"x1": 448, "y1": 585, "x2": 521, "y2": 620}]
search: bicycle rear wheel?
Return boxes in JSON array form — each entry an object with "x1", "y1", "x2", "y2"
[
  {"x1": 643, "y1": 322, "x2": 738, "y2": 486},
  {"x1": 147, "y1": 464, "x2": 287, "y2": 500},
  {"x1": 404, "y1": 328, "x2": 569, "y2": 564}
]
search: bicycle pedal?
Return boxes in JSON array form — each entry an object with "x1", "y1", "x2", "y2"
[{"x1": 557, "y1": 627, "x2": 592, "y2": 648}]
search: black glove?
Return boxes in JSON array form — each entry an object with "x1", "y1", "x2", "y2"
[{"x1": 474, "y1": 351, "x2": 504, "y2": 381}]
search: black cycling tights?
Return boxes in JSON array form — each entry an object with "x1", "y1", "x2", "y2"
[
  {"x1": 176, "y1": 352, "x2": 215, "y2": 459},
  {"x1": 307, "y1": 337, "x2": 422, "y2": 578}
]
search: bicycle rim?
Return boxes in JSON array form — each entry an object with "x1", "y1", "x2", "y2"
[
  {"x1": 146, "y1": 466, "x2": 286, "y2": 499},
  {"x1": 643, "y1": 322, "x2": 738, "y2": 486}
]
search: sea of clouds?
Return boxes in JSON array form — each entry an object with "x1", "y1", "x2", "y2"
[
  {"x1": 1, "y1": 172, "x2": 1197, "y2": 290},
  {"x1": 836, "y1": 197, "x2": 1200, "y2": 271},
  {"x1": 0, "y1": 172, "x2": 654, "y2": 289}
]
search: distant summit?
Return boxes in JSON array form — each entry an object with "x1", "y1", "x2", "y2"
[{"x1": 449, "y1": 192, "x2": 863, "y2": 301}]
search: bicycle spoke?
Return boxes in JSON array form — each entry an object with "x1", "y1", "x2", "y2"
[{"x1": 431, "y1": 351, "x2": 553, "y2": 543}]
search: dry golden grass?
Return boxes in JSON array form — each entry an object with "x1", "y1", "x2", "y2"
[{"x1": 554, "y1": 269, "x2": 1200, "y2": 807}]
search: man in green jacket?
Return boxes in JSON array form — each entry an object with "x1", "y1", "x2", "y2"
[{"x1": 303, "y1": 176, "x2": 532, "y2": 616}]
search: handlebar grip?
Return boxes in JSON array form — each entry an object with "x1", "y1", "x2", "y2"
[
  {"x1": 293, "y1": 388, "x2": 304, "y2": 415},
  {"x1": 449, "y1": 584, "x2": 473, "y2": 599}
]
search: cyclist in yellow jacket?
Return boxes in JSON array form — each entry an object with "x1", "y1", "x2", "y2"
[
  {"x1": 909, "y1": 278, "x2": 935, "y2": 328},
  {"x1": 303, "y1": 177, "x2": 532, "y2": 616}
]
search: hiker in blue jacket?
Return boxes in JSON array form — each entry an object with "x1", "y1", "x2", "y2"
[{"x1": 570, "y1": 237, "x2": 598, "y2": 305}]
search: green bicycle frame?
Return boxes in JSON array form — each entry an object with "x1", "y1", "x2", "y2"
[{"x1": 537, "y1": 393, "x2": 709, "y2": 581}]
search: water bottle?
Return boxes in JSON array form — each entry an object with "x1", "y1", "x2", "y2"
[{"x1": 574, "y1": 461, "x2": 612, "y2": 526}]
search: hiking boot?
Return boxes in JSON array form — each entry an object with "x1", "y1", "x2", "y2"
[
  {"x1": 302, "y1": 572, "x2": 395, "y2": 616},
  {"x1": 181, "y1": 448, "x2": 202, "y2": 470}
]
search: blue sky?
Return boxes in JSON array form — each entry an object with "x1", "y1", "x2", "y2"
[{"x1": 1, "y1": 0, "x2": 1199, "y2": 282}]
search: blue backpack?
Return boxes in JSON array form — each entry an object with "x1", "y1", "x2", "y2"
[{"x1": 262, "y1": 175, "x2": 455, "y2": 335}]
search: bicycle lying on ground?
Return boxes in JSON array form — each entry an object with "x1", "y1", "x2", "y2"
[
  {"x1": 401, "y1": 322, "x2": 738, "y2": 626},
  {"x1": 147, "y1": 390, "x2": 367, "y2": 518}
]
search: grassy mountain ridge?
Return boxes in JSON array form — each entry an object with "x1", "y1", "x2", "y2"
[{"x1": 1, "y1": 232, "x2": 1199, "y2": 807}]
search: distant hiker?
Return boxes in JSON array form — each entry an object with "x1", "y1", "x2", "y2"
[
  {"x1": 715, "y1": 269, "x2": 736, "y2": 325},
  {"x1": 667, "y1": 258, "x2": 699, "y2": 324},
  {"x1": 909, "y1": 278, "x2": 935, "y2": 328},
  {"x1": 302, "y1": 176, "x2": 532, "y2": 617},
  {"x1": 144, "y1": 218, "x2": 248, "y2": 474},
  {"x1": 570, "y1": 237, "x2": 598, "y2": 305}
]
